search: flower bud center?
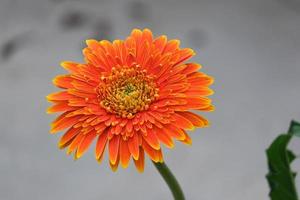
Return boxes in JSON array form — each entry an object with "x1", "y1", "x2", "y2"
[{"x1": 97, "y1": 65, "x2": 159, "y2": 118}]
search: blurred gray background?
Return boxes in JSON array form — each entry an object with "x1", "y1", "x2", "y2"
[{"x1": 0, "y1": 0, "x2": 300, "y2": 199}]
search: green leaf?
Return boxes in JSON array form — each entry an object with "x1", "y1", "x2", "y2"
[
  {"x1": 266, "y1": 120, "x2": 300, "y2": 200},
  {"x1": 288, "y1": 120, "x2": 300, "y2": 137}
]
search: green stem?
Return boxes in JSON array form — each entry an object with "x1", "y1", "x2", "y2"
[{"x1": 153, "y1": 161, "x2": 185, "y2": 200}]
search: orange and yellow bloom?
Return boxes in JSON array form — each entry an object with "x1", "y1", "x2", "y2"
[{"x1": 47, "y1": 28, "x2": 214, "y2": 172}]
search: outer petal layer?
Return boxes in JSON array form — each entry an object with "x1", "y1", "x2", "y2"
[{"x1": 47, "y1": 28, "x2": 214, "y2": 172}]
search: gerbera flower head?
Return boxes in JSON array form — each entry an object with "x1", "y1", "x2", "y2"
[{"x1": 47, "y1": 28, "x2": 214, "y2": 172}]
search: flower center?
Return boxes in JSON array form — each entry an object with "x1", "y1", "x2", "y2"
[{"x1": 96, "y1": 65, "x2": 159, "y2": 119}]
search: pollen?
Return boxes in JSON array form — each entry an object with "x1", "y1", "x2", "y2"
[{"x1": 96, "y1": 65, "x2": 159, "y2": 118}]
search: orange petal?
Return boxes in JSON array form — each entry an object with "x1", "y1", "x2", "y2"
[
  {"x1": 60, "y1": 61, "x2": 81, "y2": 74},
  {"x1": 47, "y1": 91, "x2": 74, "y2": 101},
  {"x1": 142, "y1": 128, "x2": 160, "y2": 150},
  {"x1": 155, "y1": 148, "x2": 164, "y2": 163},
  {"x1": 131, "y1": 28, "x2": 143, "y2": 44},
  {"x1": 172, "y1": 48, "x2": 195, "y2": 67},
  {"x1": 67, "y1": 133, "x2": 85, "y2": 155},
  {"x1": 185, "y1": 97, "x2": 212, "y2": 110},
  {"x1": 186, "y1": 86, "x2": 214, "y2": 96},
  {"x1": 109, "y1": 155, "x2": 120, "y2": 172},
  {"x1": 53, "y1": 75, "x2": 74, "y2": 89},
  {"x1": 71, "y1": 80, "x2": 96, "y2": 93},
  {"x1": 51, "y1": 115, "x2": 81, "y2": 133},
  {"x1": 142, "y1": 28, "x2": 153, "y2": 43},
  {"x1": 187, "y1": 75, "x2": 214, "y2": 86},
  {"x1": 83, "y1": 48, "x2": 110, "y2": 71},
  {"x1": 171, "y1": 64, "x2": 188, "y2": 75},
  {"x1": 197, "y1": 105, "x2": 215, "y2": 112},
  {"x1": 153, "y1": 35, "x2": 167, "y2": 52},
  {"x1": 120, "y1": 139, "x2": 131, "y2": 168},
  {"x1": 133, "y1": 147, "x2": 145, "y2": 173},
  {"x1": 185, "y1": 88, "x2": 214, "y2": 97},
  {"x1": 163, "y1": 124, "x2": 186, "y2": 140},
  {"x1": 113, "y1": 124, "x2": 123, "y2": 135},
  {"x1": 97, "y1": 150, "x2": 105, "y2": 164},
  {"x1": 95, "y1": 131, "x2": 108, "y2": 160},
  {"x1": 128, "y1": 133, "x2": 140, "y2": 160},
  {"x1": 79, "y1": 64, "x2": 102, "y2": 82},
  {"x1": 156, "y1": 128, "x2": 174, "y2": 148},
  {"x1": 163, "y1": 83, "x2": 189, "y2": 93},
  {"x1": 51, "y1": 111, "x2": 70, "y2": 123},
  {"x1": 47, "y1": 102, "x2": 76, "y2": 114},
  {"x1": 95, "y1": 123, "x2": 107, "y2": 134},
  {"x1": 142, "y1": 140, "x2": 160, "y2": 162},
  {"x1": 172, "y1": 113, "x2": 194, "y2": 130},
  {"x1": 100, "y1": 40, "x2": 116, "y2": 58},
  {"x1": 126, "y1": 120, "x2": 133, "y2": 132},
  {"x1": 58, "y1": 127, "x2": 80, "y2": 149},
  {"x1": 68, "y1": 89, "x2": 97, "y2": 99},
  {"x1": 68, "y1": 97, "x2": 89, "y2": 107},
  {"x1": 86, "y1": 39, "x2": 101, "y2": 52},
  {"x1": 112, "y1": 40, "x2": 124, "y2": 64},
  {"x1": 163, "y1": 39, "x2": 180, "y2": 54},
  {"x1": 76, "y1": 131, "x2": 97, "y2": 159},
  {"x1": 180, "y1": 130, "x2": 192, "y2": 145},
  {"x1": 178, "y1": 112, "x2": 209, "y2": 127},
  {"x1": 182, "y1": 63, "x2": 202, "y2": 74},
  {"x1": 109, "y1": 135, "x2": 120, "y2": 165}
]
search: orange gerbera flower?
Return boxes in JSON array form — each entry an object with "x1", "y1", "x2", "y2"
[{"x1": 47, "y1": 28, "x2": 214, "y2": 172}]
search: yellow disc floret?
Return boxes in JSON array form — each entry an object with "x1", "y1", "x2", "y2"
[{"x1": 97, "y1": 65, "x2": 159, "y2": 118}]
